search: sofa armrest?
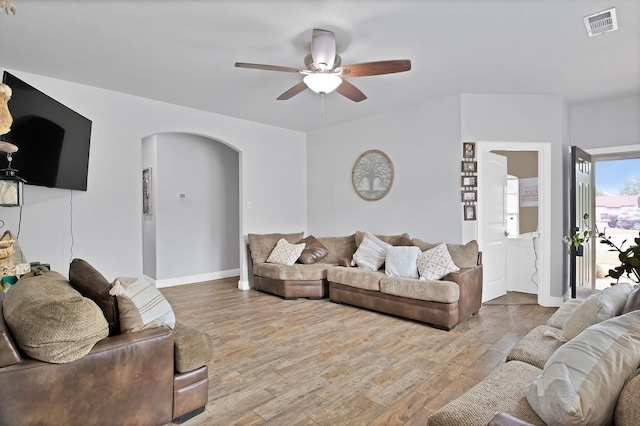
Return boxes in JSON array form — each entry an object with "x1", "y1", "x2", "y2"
[
  {"x1": 488, "y1": 412, "x2": 535, "y2": 426},
  {"x1": 443, "y1": 265, "x2": 483, "y2": 319},
  {"x1": 0, "y1": 326, "x2": 175, "y2": 425}
]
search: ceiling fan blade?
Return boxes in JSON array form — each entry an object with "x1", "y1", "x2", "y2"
[
  {"x1": 311, "y1": 29, "x2": 336, "y2": 70},
  {"x1": 276, "y1": 81, "x2": 308, "y2": 100},
  {"x1": 335, "y1": 80, "x2": 367, "y2": 102},
  {"x1": 338, "y1": 60, "x2": 412, "y2": 77},
  {"x1": 235, "y1": 62, "x2": 302, "y2": 73}
]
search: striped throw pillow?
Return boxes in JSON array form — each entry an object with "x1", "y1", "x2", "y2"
[{"x1": 109, "y1": 277, "x2": 176, "y2": 332}]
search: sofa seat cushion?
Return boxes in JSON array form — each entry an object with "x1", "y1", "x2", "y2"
[
  {"x1": 327, "y1": 267, "x2": 385, "y2": 291},
  {"x1": 380, "y1": 277, "x2": 459, "y2": 304},
  {"x1": 173, "y1": 320, "x2": 214, "y2": 373},
  {"x1": 428, "y1": 360, "x2": 544, "y2": 426},
  {"x1": 253, "y1": 262, "x2": 332, "y2": 281},
  {"x1": 3, "y1": 271, "x2": 109, "y2": 363},
  {"x1": 506, "y1": 325, "x2": 565, "y2": 369},
  {"x1": 545, "y1": 299, "x2": 581, "y2": 329}
]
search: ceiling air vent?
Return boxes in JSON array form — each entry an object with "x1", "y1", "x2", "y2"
[{"x1": 583, "y1": 7, "x2": 618, "y2": 37}]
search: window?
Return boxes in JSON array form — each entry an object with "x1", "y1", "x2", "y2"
[{"x1": 506, "y1": 175, "x2": 519, "y2": 237}]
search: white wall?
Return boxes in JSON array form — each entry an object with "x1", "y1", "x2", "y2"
[
  {"x1": 0, "y1": 68, "x2": 307, "y2": 287},
  {"x1": 153, "y1": 132, "x2": 239, "y2": 284},
  {"x1": 460, "y1": 94, "x2": 565, "y2": 298},
  {"x1": 570, "y1": 95, "x2": 640, "y2": 149},
  {"x1": 307, "y1": 95, "x2": 462, "y2": 242}
]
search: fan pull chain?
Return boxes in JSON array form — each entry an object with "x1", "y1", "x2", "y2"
[{"x1": 321, "y1": 92, "x2": 325, "y2": 119}]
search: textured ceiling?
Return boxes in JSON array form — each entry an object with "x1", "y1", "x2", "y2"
[{"x1": 1, "y1": 0, "x2": 639, "y2": 132}]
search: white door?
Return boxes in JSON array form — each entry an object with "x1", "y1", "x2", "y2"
[{"x1": 478, "y1": 151, "x2": 508, "y2": 302}]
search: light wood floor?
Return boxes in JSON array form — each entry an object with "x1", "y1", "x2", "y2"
[{"x1": 161, "y1": 278, "x2": 556, "y2": 426}]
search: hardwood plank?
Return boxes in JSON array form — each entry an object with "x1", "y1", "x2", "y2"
[{"x1": 160, "y1": 278, "x2": 555, "y2": 425}]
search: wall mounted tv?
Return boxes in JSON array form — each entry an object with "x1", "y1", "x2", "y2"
[{"x1": 2, "y1": 71, "x2": 92, "y2": 191}]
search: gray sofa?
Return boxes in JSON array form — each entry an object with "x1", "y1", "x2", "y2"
[
  {"x1": 428, "y1": 283, "x2": 640, "y2": 425},
  {"x1": 247, "y1": 232, "x2": 483, "y2": 330}
]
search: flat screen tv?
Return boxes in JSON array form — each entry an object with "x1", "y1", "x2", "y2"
[{"x1": 2, "y1": 71, "x2": 92, "y2": 191}]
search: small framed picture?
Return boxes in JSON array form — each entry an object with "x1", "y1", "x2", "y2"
[
  {"x1": 463, "y1": 142, "x2": 476, "y2": 159},
  {"x1": 464, "y1": 205, "x2": 476, "y2": 221},
  {"x1": 461, "y1": 190, "x2": 477, "y2": 202},
  {"x1": 461, "y1": 161, "x2": 477, "y2": 172},
  {"x1": 461, "y1": 176, "x2": 477, "y2": 187}
]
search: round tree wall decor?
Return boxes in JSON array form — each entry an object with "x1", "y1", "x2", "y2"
[{"x1": 352, "y1": 149, "x2": 394, "y2": 201}]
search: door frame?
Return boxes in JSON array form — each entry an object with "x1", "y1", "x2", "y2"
[{"x1": 462, "y1": 141, "x2": 553, "y2": 306}]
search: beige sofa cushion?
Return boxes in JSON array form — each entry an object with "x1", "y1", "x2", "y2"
[
  {"x1": 556, "y1": 283, "x2": 632, "y2": 342},
  {"x1": 248, "y1": 232, "x2": 304, "y2": 263},
  {"x1": 327, "y1": 267, "x2": 385, "y2": 291},
  {"x1": 506, "y1": 325, "x2": 565, "y2": 369},
  {"x1": 412, "y1": 238, "x2": 479, "y2": 268},
  {"x1": 3, "y1": 272, "x2": 109, "y2": 364},
  {"x1": 316, "y1": 234, "x2": 356, "y2": 264},
  {"x1": 173, "y1": 320, "x2": 213, "y2": 373},
  {"x1": 380, "y1": 277, "x2": 459, "y2": 304},
  {"x1": 253, "y1": 262, "x2": 332, "y2": 281},
  {"x1": 526, "y1": 310, "x2": 640, "y2": 426},
  {"x1": 428, "y1": 360, "x2": 545, "y2": 426},
  {"x1": 545, "y1": 298, "x2": 581, "y2": 329},
  {"x1": 615, "y1": 368, "x2": 640, "y2": 425},
  {"x1": 355, "y1": 231, "x2": 412, "y2": 247}
]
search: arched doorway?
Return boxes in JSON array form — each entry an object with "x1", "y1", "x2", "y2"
[{"x1": 141, "y1": 132, "x2": 240, "y2": 287}]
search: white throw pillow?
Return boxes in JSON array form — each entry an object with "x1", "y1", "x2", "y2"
[
  {"x1": 352, "y1": 231, "x2": 391, "y2": 271},
  {"x1": 385, "y1": 246, "x2": 421, "y2": 278},
  {"x1": 555, "y1": 283, "x2": 633, "y2": 342},
  {"x1": 526, "y1": 310, "x2": 640, "y2": 425},
  {"x1": 417, "y1": 243, "x2": 459, "y2": 280},
  {"x1": 265, "y1": 238, "x2": 305, "y2": 265},
  {"x1": 109, "y1": 277, "x2": 176, "y2": 332}
]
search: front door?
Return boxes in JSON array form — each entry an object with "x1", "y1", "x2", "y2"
[{"x1": 570, "y1": 146, "x2": 595, "y2": 298}]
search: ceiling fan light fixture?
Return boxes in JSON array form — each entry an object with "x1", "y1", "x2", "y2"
[{"x1": 303, "y1": 73, "x2": 342, "y2": 94}]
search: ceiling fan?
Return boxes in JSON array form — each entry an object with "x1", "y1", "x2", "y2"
[{"x1": 235, "y1": 28, "x2": 411, "y2": 102}]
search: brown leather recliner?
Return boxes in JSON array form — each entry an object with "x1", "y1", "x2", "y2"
[{"x1": 0, "y1": 291, "x2": 209, "y2": 425}]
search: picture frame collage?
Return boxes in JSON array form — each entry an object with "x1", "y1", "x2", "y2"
[{"x1": 461, "y1": 142, "x2": 477, "y2": 221}]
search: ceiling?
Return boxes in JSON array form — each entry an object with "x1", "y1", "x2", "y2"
[{"x1": 1, "y1": 0, "x2": 638, "y2": 132}]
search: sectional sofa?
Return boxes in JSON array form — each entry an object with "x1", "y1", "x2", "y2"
[
  {"x1": 247, "y1": 231, "x2": 483, "y2": 330},
  {"x1": 428, "y1": 283, "x2": 640, "y2": 425}
]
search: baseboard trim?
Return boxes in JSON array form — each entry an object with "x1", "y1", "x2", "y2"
[{"x1": 155, "y1": 269, "x2": 240, "y2": 288}]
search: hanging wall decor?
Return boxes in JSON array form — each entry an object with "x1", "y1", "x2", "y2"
[
  {"x1": 142, "y1": 168, "x2": 152, "y2": 215},
  {"x1": 352, "y1": 149, "x2": 394, "y2": 201},
  {"x1": 461, "y1": 141, "x2": 477, "y2": 220}
]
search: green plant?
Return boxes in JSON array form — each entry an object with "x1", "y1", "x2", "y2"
[{"x1": 563, "y1": 213, "x2": 640, "y2": 284}]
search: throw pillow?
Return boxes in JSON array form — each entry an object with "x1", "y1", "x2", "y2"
[
  {"x1": 296, "y1": 235, "x2": 329, "y2": 264},
  {"x1": 109, "y1": 277, "x2": 176, "y2": 332},
  {"x1": 385, "y1": 246, "x2": 421, "y2": 278},
  {"x1": 622, "y1": 284, "x2": 640, "y2": 314},
  {"x1": 68, "y1": 258, "x2": 120, "y2": 336},
  {"x1": 265, "y1": 238, "x2": 306, "y2": 265},
  {"x1": 3, "y1": 271, "x2": 109, "y2": 363},
  {"x1": 352, "y1": 231, "x2": 391, "y2": 271},
  {"x1": 526, "y1": 310, "x2": 640, "y2": 425},
  {"x1": 554, "y1": 283, "x2": 632, "y2": 342},
  {"x1": 417, "y1": 243, "x2": 460, "y2": 280}
]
